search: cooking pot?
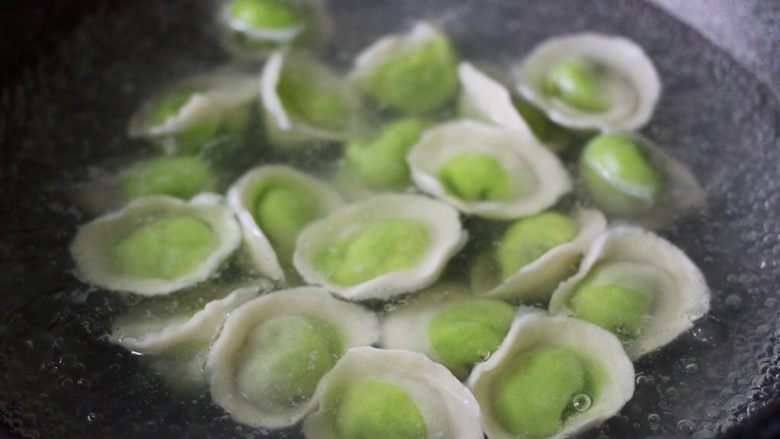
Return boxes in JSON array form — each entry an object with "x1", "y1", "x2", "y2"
[{"x1": 1, "y1": 0, "x2": 778, "y2": 437}]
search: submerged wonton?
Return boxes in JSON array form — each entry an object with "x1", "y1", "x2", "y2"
[
  {"x1": 344, "y1": 118, "x2": 430, "y2": 190},
  {"x1": 303, "y1": 346, "x2": 483, "y2": 439},
  {"x1": 121, "y1": 155, "x2": 217, "y2": 201},
  {"x1": 578, "y1": 132, "x2": 705, "y2": 229},
  {"x1": 73, "y1": 154, "x2": 219, "y2": 217},
  {"x1": 128, "y1": 72, "x2": 256, "y2": 155},
  {"x1": 110, "y1": 282, "x2": 268, "y2": 393},
  {"x1": 207, "y1": 286, "x2": 379, "y2": 428},
  {"x1": 70, "y1": 194, "x2": 241, "y2": 296}
]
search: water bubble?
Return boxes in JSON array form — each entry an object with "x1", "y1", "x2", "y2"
[
  {"x1": 691, "y1": 317, "x2": 727, "y2": 345},
  {"x1": 746, "y1": 401, "x2": 762, "y2": 416},
  {"x1": 677, "y1": 418, "x2": 696, "y2": 435},
  {"x1": 77, "y1": 378, "x2": 92, "y2": 390},
  {"x1": 635, "y1": 373, "x2": 654, "y2": 386},
  {"x1": 726, "y1": 394, "x2": 747, "y2": 412},
  {"x1": 571, "y1": 393, "x2": 592, "y2": 412},
  {"x1": 705, "y1": 404, "x2": 721, "y2": 419},
  {"x1": 724, "y1": 294, "x2": 742, "y2": 309},
  {"x1": 58, "y1": 354, "x2": 76, "y2": 368},
  {"x1": 647, "y1": 413, "x2": 661, "y2": 430},
  {"x1": 59, "y1": 377, "x2": 74, "y2": 391}
]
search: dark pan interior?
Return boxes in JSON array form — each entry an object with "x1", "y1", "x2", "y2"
[{"x1": 1, "y1": 0, "x2": 779, "y2": 438}]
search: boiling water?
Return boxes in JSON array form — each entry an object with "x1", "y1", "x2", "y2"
[{"x1": 1, "y1": 0, "x2": 779, "y2": 438}]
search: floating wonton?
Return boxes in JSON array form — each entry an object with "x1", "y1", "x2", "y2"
[
  {"x1": 304, "y1": 346, "x2": 483, "y2": 439},
  {"x1": 207, "y1": 286, "x2": 379, "y2": 428},
  {"x1": 471, "y1": 208, "x2": 606, "y2": 304},
  {"x1": 513, "y1": 33, "x2": 661, "y2": 131},
  {"x1": 294, "y1": 194, "x2": 467, "y2": 301},
  {"x1": 381, "y1": 283, "x2": 515, "y2": 379},
  {"x1": 468, "y1": 311, "x2": 634, "y2": 439},
  {"x1": 227, "y1": 165, "x2": 344, "y2": 283},
  {"x1": 407, "y1": 120, "x2": 571, "y2": 220},
  {"x1": 70, "y1": 194, "x2": 241, "y2": 296},
  {"x1": 548, "y1": 226, "x2": 710, "y2": 358}
]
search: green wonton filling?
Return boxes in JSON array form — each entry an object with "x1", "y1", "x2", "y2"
[
  {"x1": 235, "y1": 314, "x2": 343, "y2": 411},
  {"x1": 581, "y1": 133, "x2": 666, "y2": 214},
  {"x1": 570, "y1": 263, "x2": 655, "y2": 341},
  {"x1": 542, "y1": 59, "x2": 608, "y2": 113},
  {"x1": 110, "y1": 215, "x2": 217, "y2": 280},
  {"x1": 277, "y1": 66, "x2": 348, "y2": 130},
  {"x1": 496, "y1": 212, "x2": 578, "y2": 279},
  {"x1": 363, "y1": 32, "x2": 458, "y2": 114},
  {"x1": 148, "y1": 87, "x2": 222, "y2": 153},
  {"x1": 122, "y1": 156, "x2": 216, "y2": 200},
  {"x1": 428, "y1": 299, "x2": 515, "y2": 378},
  {"x1": 438, "y1": 152, "x2": 514, "y2": 201},
  {"x1": 253, "y1": 177, "x2": 323, "y2": 262},
  {"x1": 512, "y1": 96, "x2": 553, "y2": 142},
  {"x1": 313, "y1": 219, "x2": 431, "y2": 286},
  {"x1": 494, "y1": 346, "x2": 594, "y2": 437},
  {"x1": 345, "y1": 118, "x2": 429, "y2": 189},
  {"x1": 149, "y1": 87, "x2": 199, "y2": 125},
  {"x1": 327, "y1": 379, "x2": 427, "y2": 439},
  {"x1": 229, "y1": 0, "x2": 301, "y2": 29},
  {"x1": 512, "y1": 96, "x2": 574, "y2": 152}
]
